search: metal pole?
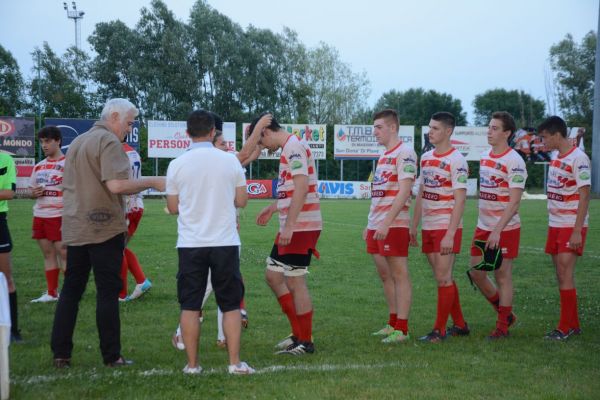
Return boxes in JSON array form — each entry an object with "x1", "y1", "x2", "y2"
[
  {"x1": 543, "y1": 163, "x2": 548, "y2": 194},
  {"x1": 340, "y1": 160, "x2": 344, "y2": 181},
  {"x1": 592, "y1": 3, "x2": 600, "y2": 193}
]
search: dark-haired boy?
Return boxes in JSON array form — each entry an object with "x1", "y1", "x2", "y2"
[
  {"x1": 468, "y1": 112, "x2": 526, "y2": 339},
  {"x1": 166, "y1": 110, "x2": 254, "y2": 374},
  {"x1": 410, "y1": 112, "x2": 469, "y2": 343},
  {"x1": 365, "y1": 109, "x2": 416, "y2": 343},
  {"x1": 29, "y1": 126, "x2": 66, "y2": 303},
  {"x1": 252, "y1": 113, "x2": 322, "y2": 355},
  {"x1": 538, "y1": 116, "x2": 591, "y2": 341}
]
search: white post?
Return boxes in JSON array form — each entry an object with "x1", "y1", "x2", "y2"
[{"x1": 0, "y1": 273, "x2": 10, "y2": 400}]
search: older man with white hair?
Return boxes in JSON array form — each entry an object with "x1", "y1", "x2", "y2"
[{"x1": 50, "y1": 98, "x2": 165, "y2": 368}]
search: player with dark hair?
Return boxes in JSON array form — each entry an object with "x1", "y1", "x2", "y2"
[
  {"x1": 538, "y1": 116, "x2": 591, "y2": 340},
  {"x1": 410, "y1": 111, "x2": 469, "y2": 343},
  {"x1": 166, "y1": 109, "x2": 254, "y2": 374},
  {"x1": 30, "y1": 126, "x2": 67, "y2": 303},
  {"x1": 467, "y1": 111, "x2": 525, "y2": 340},
  {"x1": 366, "y1": 109, "x2": 416, "y2": 343},
  {"x1": 252, "y1": 112, "x2": 322, "y2": 355}
]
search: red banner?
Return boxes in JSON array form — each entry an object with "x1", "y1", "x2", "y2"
[{"x1": 246, "y1": 180, "x2": 272, "y2": 199}]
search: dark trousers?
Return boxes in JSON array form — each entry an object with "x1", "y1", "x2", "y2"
[{"x1": 51, "y1": 233, "x2": 125, "y2": 364}]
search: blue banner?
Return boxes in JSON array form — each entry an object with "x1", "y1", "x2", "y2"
[{"x1": 44, "y1": 118, "x2": 140, "y2": 152}]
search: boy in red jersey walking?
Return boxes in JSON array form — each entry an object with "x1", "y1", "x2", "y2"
[
  {"x1": 410, "y1": 112, "x2": 469, "y2": 343},
  {"x1": 468, "y1": 112, "x2": 525, "y2": 339},
  {"x1": 365, "y1": 109, "x2": 416, "y2": 343},
  {"x1": 538, "y1": 116, "x2": 591, "y2": 341}
]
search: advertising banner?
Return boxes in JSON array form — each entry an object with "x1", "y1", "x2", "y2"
[
  {"x1": 334, "y1": 125, "x2": 415, "y2": 160},
  {"x1": 148, "y1": 120, "x2": 236, "y2": 158},
  {"x1": 317, "y1": 180, "x2": 371, "y2": 199},
  {"x1": 45, "y1": 118, "x2": 140, "y2": 152},
  {"x1": 242, "y1": 123, "x2": 327, "y2": 160},
  {"x1": 14, "y1": 157, "x2": 35, "y2": 196},
  {"x1": 246, "y1": 179, "x2": 273, "y2": 199},
  {"x1": 0, "y1": 117, "x2": 35, "y2": 156},
  {"x1": 422, "y1": 126, "x2": 489, "y2": 161}
]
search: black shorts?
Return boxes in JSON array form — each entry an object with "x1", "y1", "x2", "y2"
[
  {"x1": 270, "y1": 244, "x2": 313, "y2": 267},
  {"x1": 177, "y1": 246, "x2": 244, "y2": 312},
  {"x1": 0, "y1": 213, "x2": 12, "y2": 254}
]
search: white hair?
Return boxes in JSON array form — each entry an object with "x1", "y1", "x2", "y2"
[{"x1": 100, "y1": 98, "x2": 139, "y2": 121}]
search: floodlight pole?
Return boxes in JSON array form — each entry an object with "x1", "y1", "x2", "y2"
[
  {"x1": 592, "y1": 2, "x2": 600, "y2": 193},
  {"x1": 63, "y1": 1, "x2": 85, "y2": 50}
]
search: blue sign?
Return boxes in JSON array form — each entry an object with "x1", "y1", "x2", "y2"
[{"x1": 44, "y1": 118, "x2": 140, "y2": 152}]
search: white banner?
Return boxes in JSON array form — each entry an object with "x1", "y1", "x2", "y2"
[
  {"x1": 334, "y1": 125, "x2": 415, "y2": 159},
  {"x1": 317, "y1": 180, "x2": 371, "y2": 199},
  {"x1": 422, "y1": 126, "x2": 489, "y2": 161},
  {"x1": 148, "y1": 120, "x2": 236, "y2": 158},
  {"x1": 242, "y1": 123, "x2": 327, "y2": 160}
]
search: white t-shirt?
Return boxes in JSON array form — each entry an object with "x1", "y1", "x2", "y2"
[{"x1": 166, "y1": 142, "x2": 246, "y2": 247}]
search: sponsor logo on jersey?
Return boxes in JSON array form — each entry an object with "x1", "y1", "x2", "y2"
[
  {"x1": 403, "y1": 164, "x2": 416, "y2": 173},
  {"x1": 457, "y1": 175, "x2": 467, "y2": 183},
  {"x1": 291, "y1": 160, "x2": 303, "y2": 170},
  {"x1": 373, "y1": 170, "x2": 393, "y2": 185},
  {"x1": 579, "y1": 171, "x2": 590, "y2": 180},
  {"x1": 512, "y1": 175, "x2": 524, "y2": 183}
]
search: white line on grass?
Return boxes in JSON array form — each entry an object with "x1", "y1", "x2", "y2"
[{"x1": 15, "y1": 360, "x2": 427, "y2": 385}]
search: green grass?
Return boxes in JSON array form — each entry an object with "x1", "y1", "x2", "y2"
[{"x1": 6, "y1": 198, "x2": 600, "y2": 399}]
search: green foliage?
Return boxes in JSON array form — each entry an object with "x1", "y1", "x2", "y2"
[
  {"x1": 7, "y1": 198, "x2": 600, "y2": 399},
  {"x1": 473, "y1": 89, "x2": 546, "y2": 127},
  {"x1": 549, "y1": 31, "x2": 596, "y2": 127},
  {"x1": 374, "y1": 88, "x2": 467, "y2": 127},
  {"x1": 0, "y1": 44, "x2": 25, "y2": 116},
  {"x1": 28, "y1": 43, "x2": 94, "y2": 119}
]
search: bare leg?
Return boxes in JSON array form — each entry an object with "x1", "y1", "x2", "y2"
[{"x1": 180, "y1": 310, "x2": 201, "y2": 368}]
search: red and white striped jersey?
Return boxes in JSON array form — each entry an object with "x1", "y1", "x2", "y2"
[
  {"x1": 547, "y1": 147, "x2": 591, "y2": 228},
  {"x1": 30, "y1": 156, "x2": 65, "y2": 218},
  {"x1": 123, "y1": 143, "x2": 144, "y2": 212},
  {"x1": 477, "y1": 148, "x2": 527, "y2": 231},
  {"x1": 367, "y1": 142, "x2": 417, "y2": 229},
  {"x1": 277, "y1": 135, "x2": 322, "y2": 232},
  {"x1": 419, "y1": 148, "x2": 468, "y2": 230}
]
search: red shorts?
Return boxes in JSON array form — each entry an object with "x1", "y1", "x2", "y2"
[
  {"x1": 275, "y1": 230, "x2": 321, "y2": 258},
  {"x1": 126, "y1": 209, "x2": 144, "y2": 237},
  {"x1": 32, "y1": 216, "x2": 62, "y2": 241},
  {"x1": 470, "y1": 227, "x2": 520, "y2": 259},
  {"x1": 421, "y1": 228, "x2": 462, "y2": 254},
  {"x1": 366, "y1": 227, "x2": 409, "y2": 257},
  {"x1": 545, "y1": 227, "x2": 588, "y2": 256}
]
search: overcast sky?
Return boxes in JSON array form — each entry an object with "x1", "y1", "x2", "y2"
[{"x1": 1, "y1": 0, "x2": 597, "y2": 123}]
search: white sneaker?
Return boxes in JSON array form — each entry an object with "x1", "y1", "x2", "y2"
[
  {"x1": 182, "y1": 364, "x2": 202, "y2": 375},
  {"x1": 172, "y1": 326, "x2": 185, "y2": 350},
  {"x1": 31, "y1": 292, "x2": 58, "y2": 303},
  {"x1": 228, "y1": 361, "x2": 255, "y2": 375},
  {"x1": 128, "y1": 279, "x2": 152, "y2": 300}
]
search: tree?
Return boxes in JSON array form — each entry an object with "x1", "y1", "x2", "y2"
[
  {"x1": 473, "y1": 89, "x2": 546, "y2": 127},
  {"x1": 28, "y1": 43, "x2": 93, "y2": 119},
  {"x1": 374, "y1": 88, "x2": 467, "y2": 127},
  {"x1": 549, "y1": 31, "x2": 596, "y2": 126},
  {"x1": 306, "y1": 43, "x2": 370, "y2": 125},
  {"x1": 0, "y1": 45, "x2": 25, "y2": 116}
]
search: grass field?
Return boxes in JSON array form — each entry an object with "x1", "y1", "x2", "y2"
[{"x1": 5, "y1": 198, "x2": 600, "y2": 399}]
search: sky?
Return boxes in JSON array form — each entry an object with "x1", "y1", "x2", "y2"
[{"x1": 1, "y1": 0, "x2": 598, "y2": 123}]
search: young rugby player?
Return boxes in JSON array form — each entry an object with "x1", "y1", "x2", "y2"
[
  {"x1": 410, "y1": 112, "x2": 469, "y2": 343},
  {"x1": 468, "y1": 112, "x2": 524, "y2": 339},
  {"x1": 538, "y1": 116, "x2": 591, "y2": 341},
  {"x1": 29, "y1": 126, "x2": 66, "y2": 303},
  {"x1": 253, "y1": 113, "x2": 322, "y2": 355},
  {"x1": 365, "y1": 109, "x2": 416, "y2": 343}
]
